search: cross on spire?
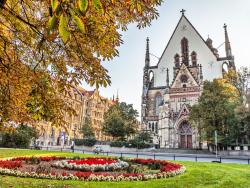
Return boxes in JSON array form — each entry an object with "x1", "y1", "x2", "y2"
[{"x1": 180, "y1": 9, "x2": 186, "y2": 15}]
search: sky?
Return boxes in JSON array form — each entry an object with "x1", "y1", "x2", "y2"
[{"x1": 82, "y1": 0, "x2": 250, "y2": 119}]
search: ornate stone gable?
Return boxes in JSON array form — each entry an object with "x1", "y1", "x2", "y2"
[
  {"x1": 176, "y1": 104, "x2": 190, "y2": 120},
  {"x1": 170, "y1": 63, "x2": 199, "y2": 91}
]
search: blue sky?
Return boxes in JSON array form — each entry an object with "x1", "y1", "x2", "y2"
[{"x1": 83, "y1": 0, "x2": 250, "y2": 118}]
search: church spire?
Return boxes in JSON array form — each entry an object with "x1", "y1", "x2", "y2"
[
  {"x1": 145, "y1": 37, "x2": 150, "y2": 67},
  {"x1": 199, "y1": 64, "x2": 203, "y2": 81},
  {"x1": 116, "y1": 89, "x2": 119, "y2": 102},
  {"x1": 166, "y1": 68, "x2": 169, "y2": 88},
  {"x1": 224, "y1": 24, "x2": 232, "y2": 58}
]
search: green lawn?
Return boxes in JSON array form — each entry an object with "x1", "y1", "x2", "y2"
[{"x1": 0, "y1": 149, "x2": 250, "y2": 188}]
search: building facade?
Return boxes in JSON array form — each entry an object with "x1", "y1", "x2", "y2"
[
  {"x1": 141, "y1": 12, "x2": 235, "y2": 149},
  {"x1": 35, "y1": 87, "x2": 116, "y2": 147}
]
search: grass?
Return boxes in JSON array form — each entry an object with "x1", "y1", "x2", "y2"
[{"x1": 0, "y1": 149, "x2": 250, "y2": 188}]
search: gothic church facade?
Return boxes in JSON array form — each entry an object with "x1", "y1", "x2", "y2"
[{"x1": 141, "y1": 11, "x2": 235, "y2": 148}]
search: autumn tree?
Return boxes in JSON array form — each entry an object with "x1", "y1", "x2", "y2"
[
  {"x1": 0, "y1": 0, "x2": 162, "y2": 126},
  {"x1": 189, "y1": 79, "x2": 240, "y2": 146},
  {"x1": 234, "y1": 67, "x2": 250, "y2": 144}
]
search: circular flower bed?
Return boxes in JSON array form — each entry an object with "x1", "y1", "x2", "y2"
[{"x1": 0, "y1": 156, "x2": 186, "y2": 181}]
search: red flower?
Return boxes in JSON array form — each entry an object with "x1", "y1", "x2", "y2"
[
  {"x1": 61, "y1": 171, "x2": 68, "y2": 176},
  {"x1": 74, "y1": 171, "x2": 93, "y2": 179},
  {"x1": 0, "y1": 160, "x2": 22, "y2": 169},
  {"x1": 131, "y1": 158, "x2": 182, "y2": 173}
]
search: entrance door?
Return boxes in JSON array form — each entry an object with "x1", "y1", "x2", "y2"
[
  {"x1": 187, "y1": 135, "x2": 192, "y2": 148},
  {"x1": 178, "y1": 121, "x2": 193, "y2": 148},
  {"x1": 180, "y1": 135, "x2": 186, "y2": 148}
]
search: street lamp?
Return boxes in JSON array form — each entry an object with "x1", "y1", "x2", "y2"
[{"x1": 72, "y1": 125, "x2": 76, "y2": 152}]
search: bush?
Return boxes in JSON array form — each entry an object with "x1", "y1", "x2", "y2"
[
  {"x1": 75, "y1": 138, "x2": 97, "y2": 147},
  {"x1": 110, "y1": 141, "x2": 126, "y2": 147},
  {"x1": 125, "y1": 139, "x2": 151, "y2": 149}
]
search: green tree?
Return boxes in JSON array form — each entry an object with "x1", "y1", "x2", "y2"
[
  {"x1": 1, "y1": 124, "x2": 38, "y2": 148},
  {"x1": 103, "y1": 102, "x2": 138, "y2": 140},
  {"x1": 189, "y1": 79, "x2": 240, "y2": 146},
  {"x1": 136, "y1": 131, "x2": 152, "y2": 143},
  {"x1": 81, "y1": 117, "x2": 94, "y2": 139},
  {"x1": 234, "y1": 67, "x2": 250, "y2": 144}
]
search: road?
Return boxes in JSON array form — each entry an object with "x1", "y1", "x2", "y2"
[{"x1": 42, "y1": 147, "x2": 250, "y2": 165}]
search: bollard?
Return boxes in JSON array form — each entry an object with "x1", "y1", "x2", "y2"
[
  {"x1": 137, "y1": 153, "x2": 139, "y2": 158},
  {"x1": 195, "y1": 156, "x2": 198, "y2": 162},
  {"x1": 121, "y1": 153, "x2": 123, "y2": 158},
  {"x1": 220, "y1": 157, "x2": 222, "y2": 163},
  {"x1": 82, "y1": 150, "x2": 84, "y2": 154},
  {"x1": 173, "y1": 154, "x2": 176, "y2": 161},
  {"x1": 107, "y1": 152, "x2": 109, "y2": 156},
  {"x1": 248, "y1": 158, "x2": 250, "y2": 165},
  {"x1": 153, "y1": 153, "x2": 156, "y2": 160}
]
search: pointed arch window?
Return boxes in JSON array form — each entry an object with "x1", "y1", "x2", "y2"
[
  {"x1": 174, "y1": 54, "x2": 180, "y2": 67},
  {"x1": 155, "y1": 93, "x2": 162, "y2": 115},
  {"x1": 149, "y1": 71, "x2": 154, "y2": 88},
  {"x1": 155, "y1": 122, "x2": 158, "y2": 133},
  {"x1": 191, "y1": 51, "x2": 197, "y2": 66},
  {"x1": 181, "y1": 37, "x2": 189, "y2": 66}
]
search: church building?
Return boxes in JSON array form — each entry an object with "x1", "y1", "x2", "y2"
[{"x1": 141, "y1": 10, "x2": 235, "y2": 149}]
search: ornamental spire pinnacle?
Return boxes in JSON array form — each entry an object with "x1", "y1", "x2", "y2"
[
  {"x1": 166, "y1": 68, "x2": 169, "y2": 87},
  {"x1": 116, "y1": 89, "x2": 119, "y2": 102},
  {"x1": 145, "y1": 37, "x2": 150, "y2": 67},
  {"x1": 224, "y1": 23, "x2": 232, "y2": 58}
]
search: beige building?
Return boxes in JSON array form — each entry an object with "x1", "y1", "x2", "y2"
[
  {"x1": 84, "y1": 90, "x2": 117, "y2": 141},
  {"x1": 35, "y1": 86, "x2": 117, "y2": 147}
]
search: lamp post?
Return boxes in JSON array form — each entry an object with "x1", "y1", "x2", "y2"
[
  {"x1": 72, "y1": 125, "x2": 76, "y2": 152},
  {"x1": 215, "y1": 130, "x2": 218, "y2": 158}
]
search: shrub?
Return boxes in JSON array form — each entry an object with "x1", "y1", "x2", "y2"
[
  {"x1": 125, "y1": 139, "x2": 151, "y2": 149},
  {"x1": 110, "y1": 141, "x2": 125, "y2": 147},
  {"x1": 75, "y1": 138, "x2": 96, "y2": 147}
]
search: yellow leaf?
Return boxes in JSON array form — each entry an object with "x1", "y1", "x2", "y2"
[
  {"x1": 47, "y1": 15, "x2": 57, "y2": 31},
  {"x1": 78, "y1": 0, "x2": 89, "y2": 12},
  {"x1": 51, "y1": 0, "x2": 59, "y2": 12},
  {"x1": 59, "y1": 14, "x2": 70, "y2": 43},
  {"x1": 72, "y1": 14, "x2": 85, "y2": 33}
]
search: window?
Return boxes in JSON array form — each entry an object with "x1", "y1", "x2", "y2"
[
  {"x1": 174, "y1": 54, "x2": 180, "y2": 67},
  {"x1": 149, "y1": 71, "x2": 154, "y2": 88},
  {"x1": 191, "y1": 51, "x2": 197, "y2": 66},
  {"x1": 180, "y1": 74, "x2": 188, "y2": 83},
  {"x1": 155, "y1": 122, "x2": 158, "y2": 133},
  {"x1": 155, "y1": 93, "x2": 162, "y2": 115},
  {"x1": 181, "y1": 37, "x2": 189, "y2": 66}
]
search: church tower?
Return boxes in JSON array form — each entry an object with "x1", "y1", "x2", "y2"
[{"x1": 141, "y1": 10, "x2": 236, "y2": 149}]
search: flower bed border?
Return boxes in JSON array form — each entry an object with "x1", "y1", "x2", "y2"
[
  {"x1": 52, "y1": 158, "x2": 129, "y2": 172},
  {"x1": 0, "y1": 156, "x2": 186, "y2": 181}
]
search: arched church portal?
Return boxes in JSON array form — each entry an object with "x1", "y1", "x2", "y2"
[{"x1": 178, "y1": 120, "x2": 192, "y2": 148}]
